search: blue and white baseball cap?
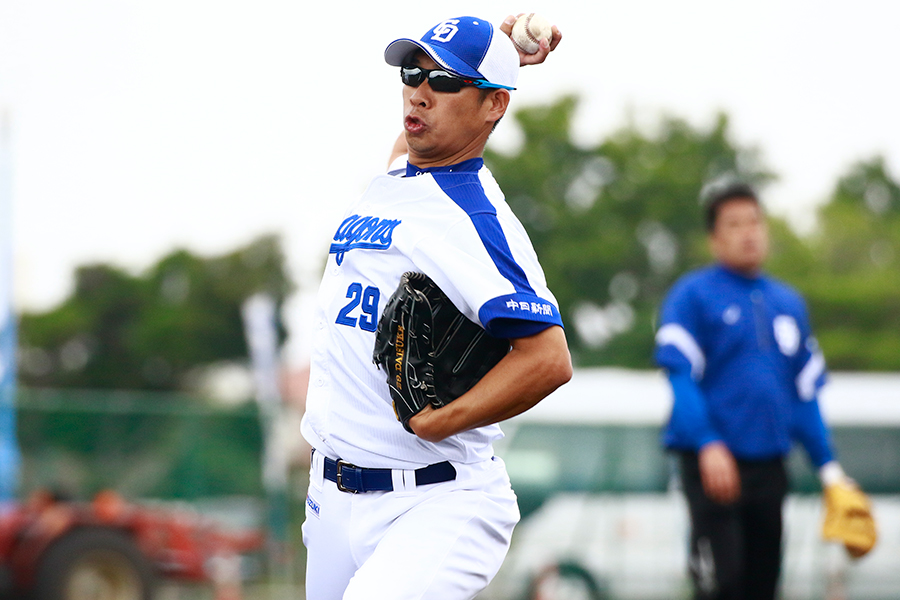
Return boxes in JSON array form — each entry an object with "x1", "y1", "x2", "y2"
[{"x1": 384, "y1": 16, "x2": 519, "y2": 90}]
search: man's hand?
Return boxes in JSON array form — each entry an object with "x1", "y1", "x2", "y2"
[
  {"x1": 500, "y1": 14, "x2": 562, "y2": 66},
  {"x1": 699, "y1": 441, "x2": 741, "y2": 504}
]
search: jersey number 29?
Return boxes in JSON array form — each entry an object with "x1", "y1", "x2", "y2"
[{"x1": 336, "y1": 283, "x2": 380, "y2": 332}]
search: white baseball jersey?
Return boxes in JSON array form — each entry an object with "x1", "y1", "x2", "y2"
[{"x1": 301, "y1": 156, "x2": 563, "y2": 469}]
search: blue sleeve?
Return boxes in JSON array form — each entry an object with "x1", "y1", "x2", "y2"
[
  {"x1": 791, "y1": 394, "x2": 835, "y2": 467},
  {"x1": 791, "y1": 304, "x2": 828, "y2": 401},
  {"x1": 654, "y1": 277, "x2": 706, "y2": 380},
  {"x1": 665, "y1": 369, "x2": 722, "y2": 451},
  {"x1": 656, "y1": 277, "x2": 721, "y2": 450},
  {"x1": 479, "y1": 295, "x2": 563, "y2": 339},
  {"x1": 788, "y1": 296, "x2": 835, "y2": 467},
  {"x1": 484, "y1": 317, "x2": 553, "y2": 339}
]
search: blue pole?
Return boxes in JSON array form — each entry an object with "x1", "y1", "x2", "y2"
[{"x1": 0, "y1": 109, "x2": 21, "y2": 502}]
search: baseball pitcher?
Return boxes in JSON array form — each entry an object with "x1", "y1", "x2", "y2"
[{"x1": 300, "y1": 14, "x2": 570, "y2": 600}]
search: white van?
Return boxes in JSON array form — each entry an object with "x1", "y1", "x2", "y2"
[{"x1": 480, "y1": 368, "x2": 900, "y2": 600}]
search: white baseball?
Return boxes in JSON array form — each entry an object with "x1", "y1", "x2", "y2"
[{"x1": 511, "y1": 13, "x2": 552, "y2": 55}]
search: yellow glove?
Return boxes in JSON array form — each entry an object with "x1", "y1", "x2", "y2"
[{"x1": 822, "y1": 481, "x2": 877, "y2": 558}]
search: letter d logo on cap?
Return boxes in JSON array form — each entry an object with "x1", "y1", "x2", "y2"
[{"x1": 431, "y1": 20, "x2": 460, "y2": 42}]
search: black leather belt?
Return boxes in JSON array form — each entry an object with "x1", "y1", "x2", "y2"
[{"x1": 316, "y1": 451, "x2": 457, "y2": 493}]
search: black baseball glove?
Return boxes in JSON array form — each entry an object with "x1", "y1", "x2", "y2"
[{"x1": 373, "y1": 272, "x2": 510, "y2": 433}]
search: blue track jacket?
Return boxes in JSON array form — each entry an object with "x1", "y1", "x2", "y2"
[{"x1": 655, "y1": 264, "x2": 835, "y2": 467}]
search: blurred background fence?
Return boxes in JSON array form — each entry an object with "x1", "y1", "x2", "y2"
[{"x1": 16, "y1": 388, "x2": 265, "y2": 501}]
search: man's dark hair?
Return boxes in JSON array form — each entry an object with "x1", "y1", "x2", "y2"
[{"x1": 701, "y1": 180, "x2": 760, "y2": 232}]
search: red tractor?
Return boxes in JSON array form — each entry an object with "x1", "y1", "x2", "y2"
[{"x1": 0, "y1": 489, "x2": 264, "y2": 600}]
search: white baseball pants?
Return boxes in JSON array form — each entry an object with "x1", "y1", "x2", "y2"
[{"x1": 302, "y1": 453, "x2": 520, "y2": 600}]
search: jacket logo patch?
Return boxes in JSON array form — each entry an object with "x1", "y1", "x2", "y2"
[
  {"x1": 722, "y1": 305, "x2": 741, "y2": 325},
  {"x1": 329, "y1": 215, "x2": 401, "y2": 265},
  {"x1": 774, "y1": 315, "x2": 800, "y2": 356}
]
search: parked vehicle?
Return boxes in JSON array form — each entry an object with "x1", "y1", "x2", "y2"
[
  {"x1": 0, "y1": 488, "x2": 264, "y2": 600},
  {"x1": 481, "y1": 368, "x2": 900, "y2": 600}
]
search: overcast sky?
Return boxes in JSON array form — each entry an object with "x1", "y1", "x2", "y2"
[{"x1": 2, "y1": 0, "x2": 898, "y2": 365}]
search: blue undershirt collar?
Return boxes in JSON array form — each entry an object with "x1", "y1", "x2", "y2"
[{"x1": 406, "y1": 157, "x2": 484, "y2": 177}]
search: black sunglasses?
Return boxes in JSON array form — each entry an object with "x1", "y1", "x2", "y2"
[{"x1": 400, "y1": 65, "x2": 513, "y2": 93}]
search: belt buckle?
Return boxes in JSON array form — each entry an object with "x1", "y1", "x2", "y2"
[{"x1": 335, "y1": 460, "x2": 359, "y2": 493}]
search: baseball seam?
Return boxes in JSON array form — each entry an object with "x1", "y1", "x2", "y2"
[
  {"x1": 513, "y1": 13, "x2": 541, "y2": 53},
  {"x1": 524, "y1": 14, "x2": 538, "y2": 45}
]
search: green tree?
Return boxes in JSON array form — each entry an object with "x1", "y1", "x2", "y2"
[
  {"x1": 18, "y1": 234, "x2": 293, "y2": 390},
  {"x1": 788, "y1": 157, "x2": 900, "y2": 370},
  {"x1": 486, "y1": 96, "x2": 777, "y2": 367}
]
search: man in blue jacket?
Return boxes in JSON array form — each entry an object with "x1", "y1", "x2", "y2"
[{"x1": 655, "y1": 179, "x2": 850, "y2": 600}]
